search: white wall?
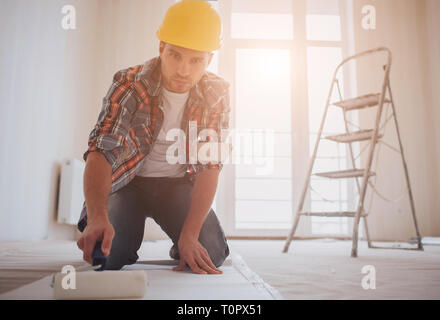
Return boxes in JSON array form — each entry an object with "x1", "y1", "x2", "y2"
[
  {"x1": 0, "y1": 0, "x2": 173, "y2": 241},
  {"x1": 424, "y1": 0, "x2": 440, "y2": 182},
  {"x1": 352, "y1": 0, "x2": 440, "y2": 240},
  {"x1": 1, "y1": 0, "x2": 72, "y2": 241}
]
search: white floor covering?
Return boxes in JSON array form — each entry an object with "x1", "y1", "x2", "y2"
[
  {"x1": 0, "y1": 238, "x2": 439, "y2": 299},
  {"x1": 229, "y1": 238, "x2": 440, "y2": 300},
  {"x1": 0, "y1": 239, "x2": 280, "y2": 300}
]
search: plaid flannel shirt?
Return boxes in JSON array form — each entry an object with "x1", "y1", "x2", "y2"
[{"x1": 78, "y1": 56, "x2": 231, "y2": 231}]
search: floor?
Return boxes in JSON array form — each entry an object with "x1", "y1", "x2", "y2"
[
  {"x1": 0, "y1": 238, "x2": 439, "y2": 299},
  {"x1": 229, "y1": 239, "x2": 440, "y2": 299}
]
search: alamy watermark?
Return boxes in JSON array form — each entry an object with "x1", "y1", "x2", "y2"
[
  {"x1": 164, "y1": 121, "x2": 275, "y2": 176},
  {"x1": 362, "y1": 3, "x2": 376, "y2": 30},
  {"x1": 60, "y1": 265, "x2": 76, "y2": 290},
  {"x1": 61, "y1": 5, "x2": 76, "y2": 30},
  {"x1": 361, "y1": 265, "x2": 376, "y2": 290}
]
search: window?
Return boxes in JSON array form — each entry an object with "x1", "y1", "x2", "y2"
[
  {"x1": 231, "y1": 0, "x2": 293, "y2": 40},
  {"x1": 307, "y1": 46, "x2": 349, "y2": 235},
  {"x1": 306, "y1": 0, "x2": 341, "y2": 41},
  {"x1": 233, "y1": 48, "x2": 292, "y2": 230},
  {"x1": 213, "y1": 0, "x2": 357, "y2": 237}
]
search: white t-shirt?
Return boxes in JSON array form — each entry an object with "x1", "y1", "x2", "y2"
[{"x1": 136, "y1": 88, "x2": 189, "y2": 177}]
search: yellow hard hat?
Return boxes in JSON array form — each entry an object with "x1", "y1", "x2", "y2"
[{"x1": 156, "y1": 0, "x2": 222, "y2": 52}]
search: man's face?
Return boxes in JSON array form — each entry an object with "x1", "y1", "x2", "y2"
[{"x1": 159, "y1": 41, "x2": 213, "y2": 93}]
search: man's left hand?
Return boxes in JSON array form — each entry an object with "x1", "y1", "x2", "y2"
[{"x1": 172, "y1": 236, "x2": 223, "y2": 274}]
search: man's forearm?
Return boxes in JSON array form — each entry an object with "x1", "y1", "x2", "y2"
[
  {"x1": 83, "y1": 151, "x2": 112, "y2": 221},
  {"x1": 180, "y1": 168, "x2": 220, "y2": 239}
]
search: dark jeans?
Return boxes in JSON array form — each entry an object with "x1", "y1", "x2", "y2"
[{"x1": 80, "y1": 175, "x2": 229, "y2": 270}]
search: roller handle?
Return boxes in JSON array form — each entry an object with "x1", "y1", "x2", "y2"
[{"x1": 92, "y1": 241, "x2": 107, "y2": 271}]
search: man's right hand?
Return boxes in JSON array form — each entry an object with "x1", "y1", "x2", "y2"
[{"x1": 76, "y1": 214, "x2": 115, "y2": 264}]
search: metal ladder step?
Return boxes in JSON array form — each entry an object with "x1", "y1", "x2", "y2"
[
  {"x1": 300, "y1": 211, "x2": 368, "y2": 217},
  {"x1": 314, "y1": 169, "x2": 375, "y2": 179},
  {"x1": 324, "y1": 129, "x2": 383, "y2": 143},
  {"x1": 333, "y1": 93, "x2": 390, "y2": 111}
]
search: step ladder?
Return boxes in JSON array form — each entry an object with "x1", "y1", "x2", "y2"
[{"x1": 283, "y1": 47, "x2": 424, "y2": 257}]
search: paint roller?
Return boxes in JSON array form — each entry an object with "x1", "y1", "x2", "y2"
[{"x1": 52, "y1": 241, "x2": 147, "y2": 299}]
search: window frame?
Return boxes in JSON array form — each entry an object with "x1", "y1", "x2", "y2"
[{"x1": 215, "y1": 0, "x2": 357, "y2": 237}]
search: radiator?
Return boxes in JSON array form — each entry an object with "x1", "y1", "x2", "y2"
[{"x1": 57, "y1": 158, "x2": 85, "y2": 225}]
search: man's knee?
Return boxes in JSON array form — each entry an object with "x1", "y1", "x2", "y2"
[
  {"x1": 201, "y1": 233, "x2": 230, "y2": 268},
  {"x1": 211, "y1": 243, "x2": 230, "y2": 268},
  {"x1": 103, "y1": 251, "x2": 139, "y2": 270},
  {"x1": 198, "y1": 209, "x2": 230, "y2": 267}
]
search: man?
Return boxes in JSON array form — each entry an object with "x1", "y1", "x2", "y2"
[{"x1": 76, "y1": 0, "x2": 231, "y2": 275}]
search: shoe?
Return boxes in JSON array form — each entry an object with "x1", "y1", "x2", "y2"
[{"x1": 169, "y1": 243, "x2": 180, "y2": 260}]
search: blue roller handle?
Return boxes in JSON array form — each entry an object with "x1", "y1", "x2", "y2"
[{"x1": 92, "y1": 241, "x2": 107, "y2": 271}]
